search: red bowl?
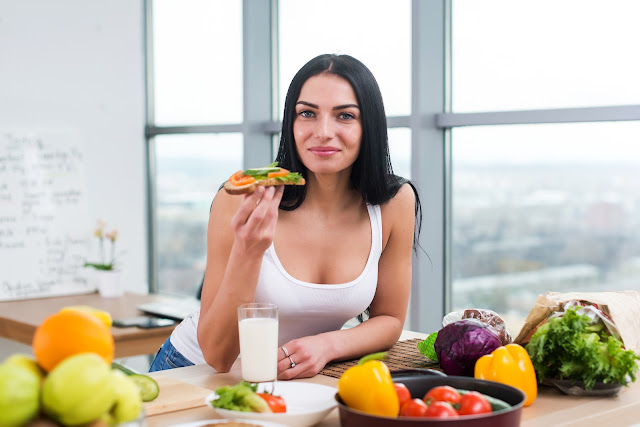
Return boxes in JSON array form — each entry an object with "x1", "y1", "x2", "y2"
[{"x1": 336, "y1": 372, "x2": 525, "y2": 427}]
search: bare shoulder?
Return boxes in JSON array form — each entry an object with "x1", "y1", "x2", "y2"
[
  {"x1": 208, "y1": 188, "x2": 242, "y2": 235},
  {"x1": 210, "y1": 187, "x2": 242, "y2": 217},
  {"x1": 381, "y1": 182, "x2": 416, "y2": 219},
  {"x1": 380, "y1": 183, "x2": 416, "y2": 248}
]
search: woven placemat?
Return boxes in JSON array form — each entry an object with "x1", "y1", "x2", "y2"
[{"x1": 320, "y1": 338, "x2": 439, "y2": 379}]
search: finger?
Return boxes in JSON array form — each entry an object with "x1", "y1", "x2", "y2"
[
  {"x1": 232, "y1": 186, "x2": 266, "y2": 227},
  {"x1": 244, "y1": 186, "x2": 277, "y2": 234}
]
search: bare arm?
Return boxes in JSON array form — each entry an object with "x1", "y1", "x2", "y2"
[
  {"x1": 197, "y1": 185, "x2": 284, "y2": 372},
  {"x1": 277, "y1": 183, "x2": 416, "y2": 379}
]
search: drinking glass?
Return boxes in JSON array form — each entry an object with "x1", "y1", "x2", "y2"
[{"x1": 237, "y1": 303, "x2": 278, "y2": 383}]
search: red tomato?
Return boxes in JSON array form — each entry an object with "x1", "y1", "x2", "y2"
[
  {"x1": 423, "y1": 385, "x2": 462, "y2": 406},
  {"x1": 394, "y1": 383, "x2": 411, "y2": 413},
  {"x1": 257, "y1": 393, "x2": 286, "y2": 413},
  {"x1": 457, "y1": 391, "x2": 492, "y2": 416},
  {"x1": 400, "y1": 398, "x2": 428, "y2": 417},
  {"x1": 425, "y1": 401, "x2": 459, "y2": 418},
  {"x1": 229, "y1": 170, "x2": 255, "y2": 186}
]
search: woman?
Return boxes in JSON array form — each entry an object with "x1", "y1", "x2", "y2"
[{"x1": 150, "y1": 54, "x2": 422, "y2": 378}]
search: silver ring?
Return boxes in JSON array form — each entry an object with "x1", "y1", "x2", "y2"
[
  {"x1": 288, "y1": 355, "x2": 296, "y2": 368},
  {"x1": 281, "y1": 346, "x2": 290, "y2": 357}
]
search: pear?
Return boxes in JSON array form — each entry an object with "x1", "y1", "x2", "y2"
[
  {"x1": 109, "y1": 370, "x2": 142, "y2": 424},
  {"x1": 3, "y1": 353, "x2": 45, "y2": 382},
  {"x1": 42, "y1": 353, "x2": 116, "y2": 426},
  {"x1": 0, "y1": 363, "x2": 40, "y2": 427}
]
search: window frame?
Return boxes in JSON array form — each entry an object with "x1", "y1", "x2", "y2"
[{"x1": 144, "y1": 0, "x2": 640, "y2": 333}]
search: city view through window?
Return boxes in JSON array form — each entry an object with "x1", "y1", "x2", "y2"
[
  {"x1": 451, "y1": 122, "x2": 640, "y2": 334},
  {"x1": 150, "y1": 1, "x2": 640, "y2": 336}
]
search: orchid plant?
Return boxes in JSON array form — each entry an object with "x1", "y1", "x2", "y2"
[{"x1": 84, "y1": 219, "x2": 119, "y2": 271}]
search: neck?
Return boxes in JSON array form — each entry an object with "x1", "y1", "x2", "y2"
[{"x1": 302, "y1": 171, "x2": 362, "y2": 213}]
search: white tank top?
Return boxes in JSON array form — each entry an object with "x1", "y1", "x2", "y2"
[{"x1": 170, "y1": 204, "x2": 383, "y2": 365}]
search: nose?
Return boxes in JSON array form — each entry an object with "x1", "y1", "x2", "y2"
[{"x1": 314, "y1": 115, "x2": 335, "y2": 140}]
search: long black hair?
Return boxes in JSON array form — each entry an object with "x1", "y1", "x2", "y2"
[{"x1": 275, "y1": 54, "x2": 422, "y2": 251}]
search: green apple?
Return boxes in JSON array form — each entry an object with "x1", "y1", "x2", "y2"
[
  {"x1": 42, "y1": 353, "x2": 116, "y2": 426},
  {"x1": 109, "y1": 370, "x2": 143, "y2": 424},
  {"x1": 3, "y1": 353, "x2": 45, "y2": 382},
  {"x1": 0, "y1": 363, "x2": 40, "y2": 427}
]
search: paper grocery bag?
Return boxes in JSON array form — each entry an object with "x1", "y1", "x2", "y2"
[{"x1": 514, "y1": 290, "x2": 640, "y2": 353}]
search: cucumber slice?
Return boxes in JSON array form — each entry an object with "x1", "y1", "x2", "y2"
[
  {"x1": 129, "y1": 374, "x2": 160, "y2": 402},
  {"x1": 244, "y1": 167, "x2": 281, "y2": 176}
]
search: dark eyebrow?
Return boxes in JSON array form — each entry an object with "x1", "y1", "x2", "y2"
[{"x1": 296, "y1": 101, "x2": 360, "y2": 110}]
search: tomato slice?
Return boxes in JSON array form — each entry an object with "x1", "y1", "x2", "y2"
[
  {"x1": 267, "y1": 168, "x2": 290, "y2": 178},
  {"x1": 257, "y1": 393, "x2": 286, "y2": 413},
  {"x1": 229, "y1": 170, "x2": 255, "y2": 186}
]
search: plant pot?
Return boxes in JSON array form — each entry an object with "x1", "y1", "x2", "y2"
[{"x1": 92, "y1": 270, "x2": 123, "y2": 298}]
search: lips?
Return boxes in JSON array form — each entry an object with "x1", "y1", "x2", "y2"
[{"x1": 309, "y1": 146, "x2": 340, "y2": 156}]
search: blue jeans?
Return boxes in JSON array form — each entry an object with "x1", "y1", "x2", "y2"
[{"x1": 149, "y1": 338, "x2": 195, "y2": 372}]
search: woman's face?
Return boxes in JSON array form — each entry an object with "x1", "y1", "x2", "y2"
[{"x1": 293, "y1": 73, "x2": 362, "y2": 176}]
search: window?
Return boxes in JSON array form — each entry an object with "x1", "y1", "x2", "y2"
[
  {"x1": 278, "y1": 0, "x2": 411, "y2": 118},
  {"x1": 146, "y1": 1, "x2": 640, "y2": 336},
  {"x1": 152, "y1": 0, "x2": 242, "y2": 126},
  {"x1": 148, "y1": 0, "x2": 420, "y2": 303},
  {"x1": 451, "y1": 122, "x2": 640, "y2": 332},
  {"x1": 153, "y1": 133, "x2": 243, "y2": 296},
  {"x1": 449, "y1": 0, "x2": 640, "y2": 334},
  {"x1": 452, "y1": 0, "x2": 640, "y2": 112}
]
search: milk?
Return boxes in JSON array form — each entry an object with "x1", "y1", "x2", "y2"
[{"x1": 238, "y1": 317, "x2": 278, "y2": 382}]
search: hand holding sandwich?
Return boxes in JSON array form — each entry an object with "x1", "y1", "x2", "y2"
[{"x1": 230, "y1": 185, "x2": 284, "y2": 257}]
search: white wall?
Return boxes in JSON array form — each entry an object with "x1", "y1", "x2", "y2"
[{"x1": 0, "y1": 0, "x2": 148, "y2": 293}]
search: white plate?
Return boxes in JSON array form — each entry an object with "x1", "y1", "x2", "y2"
[
  {"x1": 172, "y1": 419, "x2": 287, "y2": 427},
  {"x1": 205, "y1": 382, "x2": 337, "y2": 427}
]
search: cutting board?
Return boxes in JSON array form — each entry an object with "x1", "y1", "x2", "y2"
[{"x1": 144, "y1": 377, "x2": 213, "y2": 416}]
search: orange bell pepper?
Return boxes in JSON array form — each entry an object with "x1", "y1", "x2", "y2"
[{"x1": 475, "y1": 343, "x2": 537, "y2": 407}]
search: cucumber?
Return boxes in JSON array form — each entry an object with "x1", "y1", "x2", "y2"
[
  {"x1": 112, "y1": 361, "x2": 139, "y2": 376},
  {"x1": 112, "y1": 362, "x2": 160, "y2": 402},
  {"x1": 130, "y1": 374, "x2": 160, "y2": 402},
  {"x1": 458, "y1": 389, "x2": 511, "y2": 412},
  {"x1": 244, "y1": 167, "x2": 281, "y2": 176}
]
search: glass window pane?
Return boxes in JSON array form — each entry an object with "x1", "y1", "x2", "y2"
[
  {"x1": 154, "y1": 133, "x2": 243, "y2": 296},
  {"x1": 389, "y1": 128, "x2": 411, "y2": 180},
  {"x1": 278, "y1": 0, "x2": 411, "y2": 118},
  {"x1": 152, "y1": 0, "x2": 243, "y2": 126},
  {"x1": 451, "y1": 122, "x2": 640, "y2": 334},
  {"x1": 452, "y1": 0, "x2": 640, "y2": 112}
]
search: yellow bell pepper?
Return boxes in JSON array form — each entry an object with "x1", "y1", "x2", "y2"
[
  {"x1": 337, "y1": 352, "x2": 399, "y2": 417},
  {"x1": 475, "y1": 343, "x2": 537, "y2": 407}
]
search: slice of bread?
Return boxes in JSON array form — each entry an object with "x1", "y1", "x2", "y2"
[{"x1": 223, "y1": 177, "x2": 306, "y2": 195}]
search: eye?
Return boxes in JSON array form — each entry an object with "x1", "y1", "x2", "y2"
[
  {"x1": 297, "y1": 110, "x2": 315, "y2": 118},
  {"x1": 338, "y1": 112, "x2": 356, "y2": 120}
]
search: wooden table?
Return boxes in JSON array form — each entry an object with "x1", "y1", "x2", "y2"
[
  {"x1": 0, "y1": 292, "x2": 181, "y2": 357},
  {"x1": 146, "y1": 331, "x2": 640, "y2": 427}
]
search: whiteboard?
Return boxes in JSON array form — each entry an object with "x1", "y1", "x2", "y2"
[{"x1": 0, "y1": 131, "x2": 95, "y2": 301}]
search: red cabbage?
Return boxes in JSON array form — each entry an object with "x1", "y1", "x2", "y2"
[{"x1": 434, "y1": 318, "x2": 502, "y2": 376}]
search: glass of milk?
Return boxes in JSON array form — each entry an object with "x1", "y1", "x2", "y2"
[{"x1": 237, "y1": 303, "x2": 278, "y2": 383}]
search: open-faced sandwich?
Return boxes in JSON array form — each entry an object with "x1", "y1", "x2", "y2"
[{"x1": 223, "y1": 162, "x2": 305, "y2": 195}]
